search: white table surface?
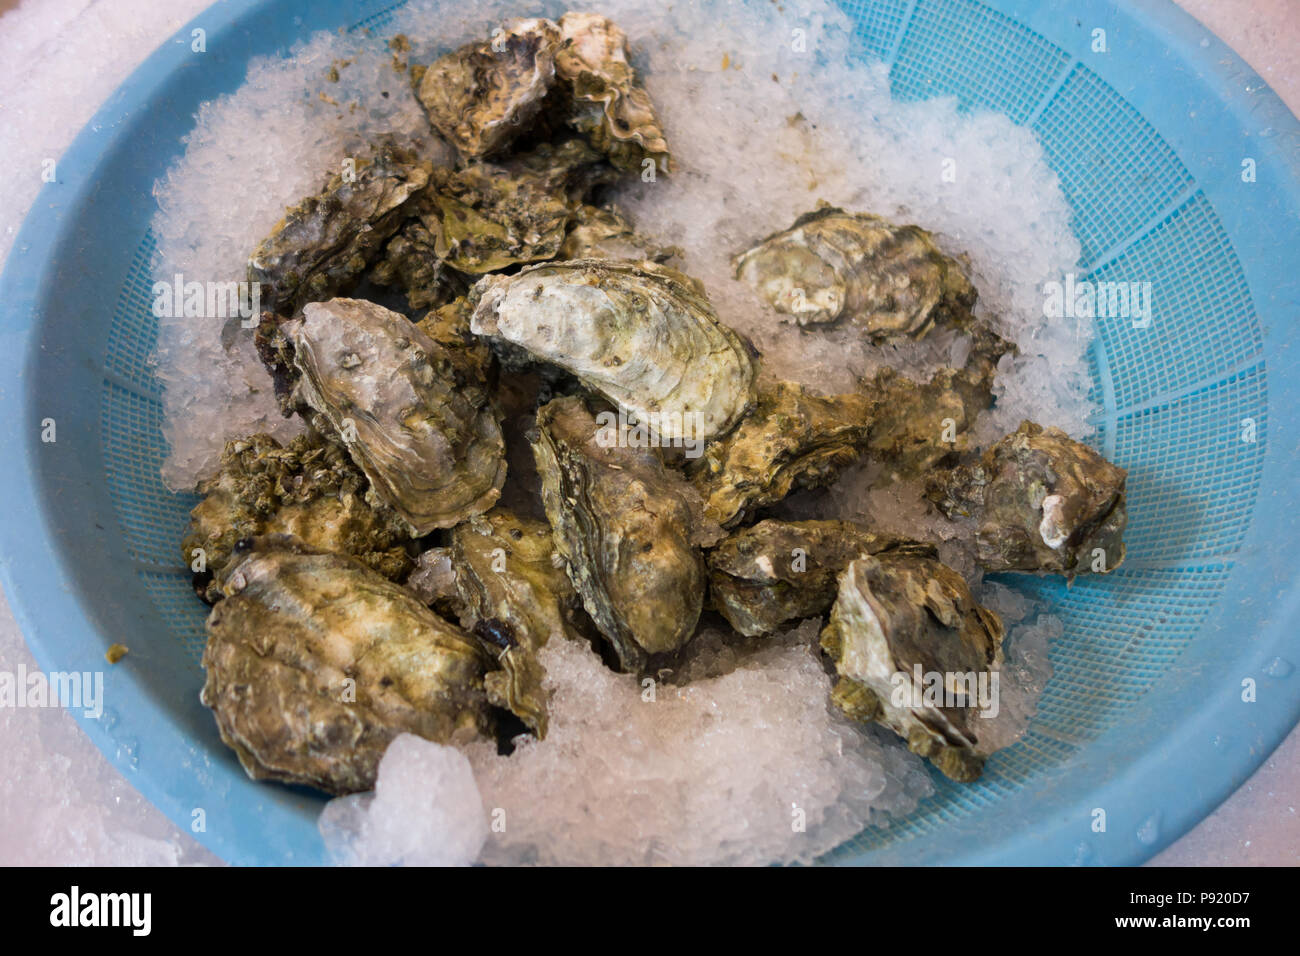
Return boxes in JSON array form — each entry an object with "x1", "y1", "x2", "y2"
[{"x1": 0, "y1": 0, "x2": 1295, "y2": 866}]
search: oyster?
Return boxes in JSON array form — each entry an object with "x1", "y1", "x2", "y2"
[
  {"x1": 560, "y1": 204, "x2": 678, "y2": 263},
  {"x1": 249, "y1": 147, "x2": 430, "y2": 317},
  {"x1": 554, "y1": 12, "x2": 672, "y2": 173},
  {"x1": 181, "y1": 431, "x2": 413, "y2": 602},
  {"x1": 368, "y1": 219, "x2": 468, "y2": 311},
  {"x1": 531, "y1": 395, "x2": 710, "y2": 671},
  {"x1": 708, "y1": 519, "x2": 903, "y2": 636},
  {"x1": 862, "y1": 325, "x2": 1013, "y2": 478},
  {"x1": 691, "y1": 381, "x2": 873, "y2": 527},
  {"x1": 471, "y1": 259, "x2": 756, "y2": 443},
  {"x1": 819, "y1": 545, "x2": 1004, "y2": 782},
  {"x1": 502, "y1": 137, "x2": 620, "y2": 203},
  {"x1": 201, "y1": 538, "x2": 492, "y2": 795},
  {"x1": 926, "y1": 421, "x2": 1127, "y2": 575},
  {"x1": 734, "y1": 203, "x2": 977, "y2": 339},
  {"x1": 418, "y1": 161, "x2": 572, "y2": 274},
  {"x1": 284, "y1": 297, "x2": 506, "y2": 534},
  {"x1": 446, "y1": 508, "x2": 588, "y2": 738},
  {"x1": 413, "y1": 295, "x2": 494, "y2": 385},
  {"x1": 863, "y1": 366, "x2": 989, "y2": 478},
  {"x1": 416, "y1": 18, "x2": 560, "y2": 160}
]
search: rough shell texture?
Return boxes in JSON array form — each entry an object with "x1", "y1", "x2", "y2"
[
  {"x1": 554, "y1": 12, "x2": 671, "y2": 173},
  {"x1": 863, "y1": 365, "x2": 990, "y2": 479},
  {"x1": 861, "y1": 326, "x2": 1013, "y2": 479},
  {"x1": 368, "y1": 219, "x2": 468, "y2": 311},
  {"x1": 692, "y1": 381, "x2": 873, "y2": 527},
  {"x1": 248, "y1": 147, "x2": 430, "y2": 317},
  {"x1": 405, "y1": 546, "x2": 460, "y2": 615},
  {"x1": 286, "y1": 298, "x2": 506, "y2": 535},
  {"x1": 419, "y1": 161, "x2": 572, "y2": 274},
  {"x1": 531, "y1": 395, "x2": 708, "y2": 671},
  {"x1": 500, "y1": 136, "x2": 621, "y2": 203},
  {"x1": 471, "y1": 258, "x2": 756, "y2": 442},
  {"x1": 181, "y1": 431, "x2": 413, "y2": 602},
  {"x1": 819, "y1": 546, "x2": 1004, "y2": 781},
  {"x1": 201, "y1": 540, "x2": 492, "y2": 795},
  {"x1": 447, "y1": 508, "x2": 587, "y2": 738},
  {"x1": 707, "y1": 519, "x2": 903, "y2": 636},
  {"x1": 560, "y1": 203, "x2": 678, "y2": 263},
  {"x1": 416, "y1": 18, "x2": 560, "y2": 160},
  {"x1": 413, "y1": 296, "x2": 495, "y2": 386},
  {"x1": 926, "y1": 420, "x2": 1128, "y2": 576},
  {"x1": 734, "y1": 203, "x2": 977, "y2": 339}
]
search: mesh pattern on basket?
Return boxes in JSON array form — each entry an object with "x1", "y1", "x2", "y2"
[{"x1": 96, "y1": 0, "x2": 1267, "y2": 860}]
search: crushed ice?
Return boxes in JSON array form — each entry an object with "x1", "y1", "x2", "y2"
[{"x1": 149, "y1": 0, "x2": 1084, "y2": 865}]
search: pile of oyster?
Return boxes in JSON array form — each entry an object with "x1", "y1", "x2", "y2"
[{"x1": 183, "y1": 13, "x2": 1128, "y2": 799}]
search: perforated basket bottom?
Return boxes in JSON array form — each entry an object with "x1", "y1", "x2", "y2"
[{"x1": 97, "y1": 0, "x2": 1267, "y2": 860}]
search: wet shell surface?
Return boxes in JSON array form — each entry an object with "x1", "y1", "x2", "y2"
[
  {"x1": 471, "y1": 258, "x2": 756, "y2": 442},
  {"x1": 201, "y1": 540, "x2": 492, "y2": 795},
  {"x1": 734, "y1": 203, "x2": 978, "y2": 340},
  {"x1": 285, "y1": 297, "x2": 507, "y2": 535}
]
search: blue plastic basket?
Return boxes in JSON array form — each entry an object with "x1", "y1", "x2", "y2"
[{"x1": 2, "y1": 0, "x2": 1298, "y2": 866}]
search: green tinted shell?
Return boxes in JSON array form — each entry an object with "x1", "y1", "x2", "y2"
[
  {"x1": 416, "y1": 18, "x2": 560, "y2": 160},
  {"x1": 181, "y1": 431, "x2": 413, "y2": 602},
  {"x1": 734, "y1": 203, "x2": 977, "y2": 339},
  {"x1": 531, "y1": 395, "x2": 708, "y2": 672},
  {"x1": 707, "y1": 519, "x2": 903, "y2": 636},
  {"x1": 861, "y1": 326, "x2": 1014, "y2": 479},
  {"x1": 926, "y1": 420, "x2": 1127, "y2": 576},
  {"x1": 691, "y1": 381, "x2": 873, "y2": 527},
  {"x1": 248, "y1": 147, "x2": 430, "y2": 317},
  {"x1": 447, "y1": 508, "x2": 587, "y2": 738},
  {"x1": 201, "y1": 540, "x2": 492, "y2": 795},
  {"x1": 368, "y1": 219, "x2": 468, "y2": 311},
  {"x1": 419, "y1": 161, "x2": 572, "y2": 274},
  {"x1": 820, "y1": 546, "x2": 1004, "y2": 782}
]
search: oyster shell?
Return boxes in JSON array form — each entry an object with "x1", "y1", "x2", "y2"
[
  {"x1": 560, "y1": 204, "x2": 678, "y2": 263},
  {"x1": 691, "y1": 381, "x2": 873, "y2": 527},
  {"x1": 707, "y1": 519, "x2": 903, "y2": 636},
  {"x1": 862, "y1": 365, "x2": 989, "y2": 478},
  {"x1": 285, "y1": 297, "x2": 506, "y2": 534},
  {"x1": 531, "y1": 395, "x2": 710, "y2": 671},
  {"x1": 201, "y1": 538, "x2": 492, "y2": 795},
  {"x1": 501, "y1": 136, "x2": 621, "y2": 202},
  {"x1": 926, "y1": 421, "x2": 1127, "y2": 575},
  {"x1": 249, "y1": 147, "x2": 430, "y2": 317},
  {"x1": 405, "y1": 546, "x2": 460, "y2": 614},
  {"x1": 554, "y1": 12, "x2": 672, "y2": 173},
  {"x1": 368, "y1": 219, "x2": 468, "y2": 311},
  {"x1": 861, "y1": 325, "x2": 1013, "y2": 478},
  {"x1": 181, "y1": 431, "x2": 413, "y2": 602},
  {"x1": 471, "y1": 259, "x2": 756, "y2": 443},
  {"x1": 416, "y1": 18, "x2": 560, "y2": 160},
  {"x1": 413, "y1": 295, "x2": 494, "y2": 385},
  {"x1": 734, "y1": 203, "x2": 977, "y2": 339},
  {"x1": 819, "y1": 545, "x2": 1004, "y2": 782},
  {"x1": 445, "y1": 508, "x2": 588, "y2": 738},
  {"x1": 418, "y1": 161, "x2": 572, "y2": 274}
]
